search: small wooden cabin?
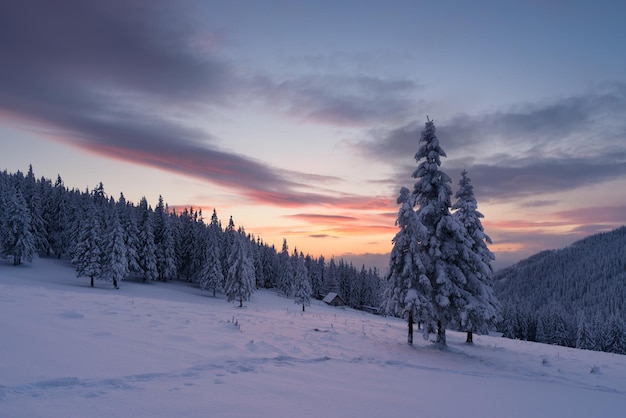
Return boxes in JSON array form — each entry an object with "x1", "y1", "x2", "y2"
[{"x1": 322, "y1": 292, "x2": 344, "y2": 307}]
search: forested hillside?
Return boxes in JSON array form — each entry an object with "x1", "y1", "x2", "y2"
[
  {"x1": 0, "y1": 166, "x2": 382, "y2": 309},
  {"x1": 495, "y1": 226, "x2": 626, "y2": 354}
]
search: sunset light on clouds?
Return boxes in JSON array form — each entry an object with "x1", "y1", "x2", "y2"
[{"x1": 1, "y1": 0, "x2": 625, "y2": 272}]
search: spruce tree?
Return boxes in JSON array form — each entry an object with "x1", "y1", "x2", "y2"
[
  {"x1": 452, "y1": 170, "x2": 500, "y2": 343},
  {"x1": 46, "y1": 175, "x2": 69, "y2": 258},
  {"x1": 324, "y1": 257, "x2": 339, "y2": 296},
  {"x1": 72, "y1": 199, "x2": 101, "y2": 287},
  {"x1": 293, "y1": 251, "x2": 312, "y2": 312},
  {"x1": 23, "y1": 166, "x2": 49, "y2": 254},
  {"x1": 198, "y1": 209, "x2": 224, "y2": 296},
  {"x1": 410, "y1": 118, "x2": 474, "y2": 345},
  {"x1": 137, "y1": 197, "x2": 158, "y2": 282},
  {"x1": 261, "y1": 244, "x2": 278, "y2": 289},
  {"x1": 277, "y1": 238, "x2": 294, "y2": 296},
  {"x1": 308, "y1": 254, "x2": 324, "y2": 299},
  {"x1": 576, "y1": 313, "x2": 595, "y2": 350},
  {"x1": 154, "y1": 195, "x2": 177, "y2": 281},
  {"x1": 384, "y1": 187, "x2": 432, "y2": 345},
  {"x1": 100, "y1": 206, "x2": 128, "y2": 289},
  {"x1": 220, "y1": 216, "x2": 236, "y2": 285},
  {"x1": 0, "y1": 176, "x2": 6, "y2": 260},
  {"x1": 604, "y1": 314, "x2": 626, "y2": 354},
  {"x1": 1, "y1": 188, "x2": 36, "y2": 265},
  {"x1": 117, "y1": 194, "x2": 141, "y2": 276},
  {"x1": 225, "y1": 228, "x2": 256, "y2": 307}
]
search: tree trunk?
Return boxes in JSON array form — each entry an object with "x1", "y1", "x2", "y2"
[
  {"x1": 437, "y1": 320, "x2": 446, "y2": 345},
  {"x1": 408, "y1": 311, "x2": 414, "y2": 346},
  {"x1": 302, "y1": 304, "x2": 305, "y2": 312},
  {"x1": 239, "y1": 296, "x2": 243, "y2": 308},
  {"x1": 466, "y1": 331, "x2": 473, "y2": 344},
  {"x1": 90, "y1": 276, "x2": 94, "y2": 287},
  {"x1": 113, "y1": 278, "x2": 119, "y2": 289}
]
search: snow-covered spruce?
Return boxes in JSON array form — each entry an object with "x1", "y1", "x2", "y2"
[
  {"x1": 224, "y1": 226, "x2": 256, "y2": 307},
  {"x1": 385, "y1": 118, "x2": 499, "y2": 346},
  {"x1": 452, "y1": 169, "x2": 500, "y2": 343}
]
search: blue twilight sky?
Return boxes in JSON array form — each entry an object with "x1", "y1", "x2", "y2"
[{"x1": 1, "y1": 0, "x2": 625, "y2": 271}]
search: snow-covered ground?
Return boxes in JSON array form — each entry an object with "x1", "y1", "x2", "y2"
[{"x1": 1, "y1": 257, "x2": 625, "y2": 418}]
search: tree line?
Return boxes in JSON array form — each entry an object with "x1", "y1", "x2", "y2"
[
  {"x1": 495, "y1": 226, "x2": 626, "y2": 355},
  {"x1": 0, "y1": 166, "x2": 382, "y2": 310}
]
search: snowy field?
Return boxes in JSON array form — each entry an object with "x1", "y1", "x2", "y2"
[{"x1": 1, "y1": 258, "x2": 626, "y2": 418}]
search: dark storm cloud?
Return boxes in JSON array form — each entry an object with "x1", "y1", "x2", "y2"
[{"x1": 360, "y1": 84, "x2": 626, "y2": 200}]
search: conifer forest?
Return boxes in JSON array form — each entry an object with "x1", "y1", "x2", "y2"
[{"x1": 0, "y1": 165, "x2": 382, "y2": 312}]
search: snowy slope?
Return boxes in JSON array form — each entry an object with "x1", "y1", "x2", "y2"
[{"x1": 1, "y1": 257, "x2": 625, "y2": 418}]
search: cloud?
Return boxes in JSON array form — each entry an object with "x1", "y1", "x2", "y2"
[
  {"x1": 0, "y1": 0, "x2": 405, "y2": 209},
  {"x1": 553, "y1": 205, "x2": 626, "y2": 225},
  {"x1": 278, "y1": 211, "x2": 397, "y2": 239},
  {"x1": 0, "y1": 1, "x2": 233, "y2": 103},
  {"x1": 358, "y1": 84, "x2": 626, "y2": 200},
  {"x1": 272, "y1": 75, "x2": 420, "y2": 127},
  {"x1": 361, "y1": 83, "x2": 626, "y2": 161},
  {"x1": 447, "y1": 155, "x2": 626, "y2": 201},
  {"x1": 285, "y1": 214, "x2": 359, "y2": 222}
]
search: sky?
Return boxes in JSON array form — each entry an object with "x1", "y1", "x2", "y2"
[{"x1": 1, "y1": 0, "x2": 625, "y2": 272}]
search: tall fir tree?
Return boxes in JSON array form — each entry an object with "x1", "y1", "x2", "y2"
[
  {"x1": 293, "y1": 251, "x2": 312, "y2": 311},
  {"x1": 384, "y1": 187, "x2": 432, "y2": 345},
  {"x1": 576, "y1": 313, "x2": 595, "y2": 350},
  {"x1": 276, "y1": 238, "x2": 294, "y2": 296},
  {"x1": 100, "y1": 204, "x2": 128, "y2": 289},
  {"x1": 324, "y1": 257, "x2": 339, "y2": 296},
  {"x1": 1, "y1": 188, "x2": 36, "y2": 265},
  {"x1": 0, "y1": 175, "x2": 6, "y2": 258},
  {"x1": 198, "y1": 209, "x2": 224, "y2": 296},
  {"x1": 452, "y1": 170, "x2": 500, "y2": 343},
  {"x1": 261, "y1": 243, "x2": 278, "y2": 289},
  {"x1": 137, "y1": 197, "x2": 158, "y2": 282},
  {"x1": 604, "y1": 314, "x2": 626, "y2": 354},
  {"x1": 72, "y1": 199, "x2": 101, "y2": 287},
  {"x1": 225, "y1": 228, "x2": 256, "y2": 307},
  {"x1": 23, "y1": 166, "x2": 49, "y2": 254},
  {"x1": 221, "y1": 216, "x2": 236, "y2": 285},
  {"x1": 309, "y1": 254, "x2": 325, "y2": 300},
  {"x1": 153, "y1": 195, "x2": 177, "y2": 281},
  {"x1": 46, "y1": 175, "x2": 70, "y2": 258},
  {"x1": 117, "y1": 194, "x2": 142, "y2": 276}
]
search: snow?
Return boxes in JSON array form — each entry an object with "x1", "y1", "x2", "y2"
[{"x1": 1, "y1": 257, "x2": 626, "y2": 417}]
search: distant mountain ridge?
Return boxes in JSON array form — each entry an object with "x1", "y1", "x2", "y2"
[
  {"x1": 494, "y1": 226, "x2": 626, "y2": 351},
  {"x1": 495, "y1": 226, "x2": 626, "y2": 315}
]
